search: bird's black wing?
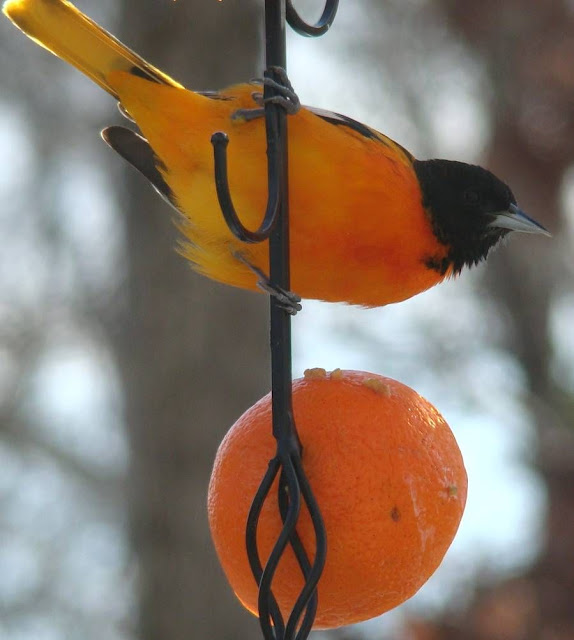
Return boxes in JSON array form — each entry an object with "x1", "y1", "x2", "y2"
[{"x1": 101, "y1": 125, "x2": 178, "y2": 210}]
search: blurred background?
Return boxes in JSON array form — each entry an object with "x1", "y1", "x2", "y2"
[{"x1": 0, "y1": 0, "x2": 572, "y2": 638}]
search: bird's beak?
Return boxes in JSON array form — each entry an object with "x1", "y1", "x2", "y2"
[{"x1": 488, "y1": 203, "x2": 551, "y2": 236}]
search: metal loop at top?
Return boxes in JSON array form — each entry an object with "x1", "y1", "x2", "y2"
[{"x1": 286, "y1": 0, "x2": 339, "y2": 37}]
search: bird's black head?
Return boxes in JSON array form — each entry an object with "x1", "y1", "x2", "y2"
[{"x1": 413, "y1": 159, "x2": 548, "y2": 275}]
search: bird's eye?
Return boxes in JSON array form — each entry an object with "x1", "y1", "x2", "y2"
[{"x1": 464, "y1": 189, "x2": 481, "y2": 205}]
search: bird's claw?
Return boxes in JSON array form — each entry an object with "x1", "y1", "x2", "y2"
[
  {"x1": 233, "y1": 251, "x2": 302, "y2": 315},
  {"x1": 256, "y1": 280, "x2": 302, "y2": 315},
  {"x1": 231, "y1": 67, "x2": 300, "y2": 122}
]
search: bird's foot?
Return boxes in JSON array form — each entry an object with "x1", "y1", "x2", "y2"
[
  {"x1": 232, "y1": 67, "x2": 301, "y2": 122},
  {"x1": 257, "y1": 279, "x2": 302, "y2": 316},
  {"x1": 234, "y1": 252, "x2": 302, "y2": 315}
]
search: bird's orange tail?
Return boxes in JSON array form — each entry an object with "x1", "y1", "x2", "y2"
[{"x1": 3, "y1": 0, "x2": 183, "y2": 98}]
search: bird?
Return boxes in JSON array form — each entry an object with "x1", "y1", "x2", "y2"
[{"x1": 3, "y1": 0, "x2": 550, "y2": 308}]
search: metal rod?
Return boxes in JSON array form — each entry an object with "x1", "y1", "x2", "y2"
[
  {"x1": 211, "y1": 1, "x2": 338, "y2": 637},
  {"x1": 265, "y1": 2, "x2": 293, "y2": 445}
]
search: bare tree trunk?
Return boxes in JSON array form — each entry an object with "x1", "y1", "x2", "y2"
[{"x1": 109, "y1": 2, "x2": 268, "y2": 638}]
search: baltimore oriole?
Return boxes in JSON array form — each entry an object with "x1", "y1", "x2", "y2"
[{"x1": 3, "y1": 0, "x2": 549, "y2": 307}]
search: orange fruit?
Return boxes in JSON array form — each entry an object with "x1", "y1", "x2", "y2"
[{"x1": 208, "y1": 369, "x2": 467, "y2": 629}]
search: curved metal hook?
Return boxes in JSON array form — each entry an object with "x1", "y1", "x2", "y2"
[
  {"x1": 286, "y1": 0, "x2": 339, "y2": 37},
  {"x1": 211, "y1": 131, "x2": 280, "y2": 244}
]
